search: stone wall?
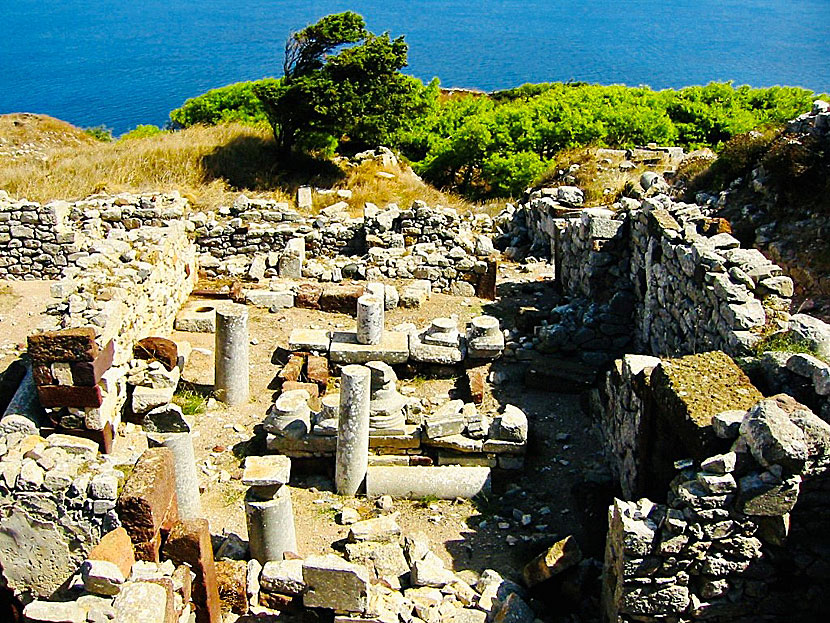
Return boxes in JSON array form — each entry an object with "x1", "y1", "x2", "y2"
[
  {"x1": 0, "y1": 192, "x2": 78, "y2": 279},
  {"x1": 602, "y1": 394, "x2": 830, "y2": 623},
  {"x1": 194, "y1": 198, "x2": 496, "y2": 294},
  {"x1": 0, "y1": 432, "x2": 118, "y2": 600},
  {"x1": 591, "y1": 351, "x2": 763, "y2": 502},
  {"x1": 513, "y1": 193, "x2": 794, "y2": 358}
]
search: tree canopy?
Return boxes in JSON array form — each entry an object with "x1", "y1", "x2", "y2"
[{"x1": 254, "y1": 12, "x2": 436, "y2": 154}]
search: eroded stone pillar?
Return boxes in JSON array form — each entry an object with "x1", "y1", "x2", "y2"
[
  {"x1": 243, "y1": 456, "x2": 297, "y2": 564},
  {"x1": 335, "y1": 365, "x2": 371, "y2": 496},
  {"x1": 215, "y1": 305, "x2": 249, "y2": 405},
  {"x1": 356, "y1": 295, "x2": 384, "y2": 345},
  {"x1": 147, "y1": 432, "x2": 202, "y2": 520}
]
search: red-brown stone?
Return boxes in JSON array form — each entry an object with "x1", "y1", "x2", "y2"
[
  {"x1": 37, "y1": 384, "x2": 103, "y2": 408},
  {"x1": 28, "y1": 327, "x2": 99, "y2": 363},
  {"x1": 295, "y1": 284, "x2": 322, "y2": 309},
  {"x1": 319, "y1": 284, "x2": 365, "y2": 315},
  {"x1": 306, "y1": 355, "x2": 329, "y2": 393},
  {"x1": 31, "y1": 365, "x2": 54, "y2": 387},
  {"x1": 134, "y1": 337, "x2": 178, "y2": 372},
  {"x1": 116, "y1": 447, "x2": 179, "y2": 544},
  {"x1": 71, "y1": 340, "x2": 115, "y2": 386},
  {"x1": 87, "y1": 527, "x2": 136, "y2": 578},
  {"x1": 258, "y1": 592, "x2": 300, "y2": 611},
  {"x1": 477, "y1": 256, "x2": 498, "y2": 300},
  {"x1": 466, "y1": 366, "x2": 488, "y2": 404},
  {"x1": 162, "y1": 519, "x2": 222, "y2": 623},
  {"x1": 281, "y1": 381, "x2": 319, "y2": 398},
  {"x1": 278, "y1": 355, "x2": 305, "y2": 383}
]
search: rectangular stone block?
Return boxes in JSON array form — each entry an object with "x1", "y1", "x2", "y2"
[
  {"x1": 295, "y1": 283, "x2": 323, "y2": 309},
  {"x1": 245, "y1": 289, "x2": 294, "y2": 309},
  {"x1": 651, "y1": 351, "x2": 762, "y2": 460},
  {"x1": 279, "y1": 354, "x2": 305, "y2": 383},
  {"x1": 303, "y1": 554, "x2": 370, "y2": 613},
  {"x1": 162, "y1": 519, "x2": 222, "y2": 623},
  {"x1": 282, "y1": 381, "x2": 319, "y2": 397},
  {"x1": 132, "y1": 385, "x2": 176, "y2": 415},
  {"x1": 289, "y1": 329, "x2": 330, "y2": 353},
  {"x1": 71, "y1": 339, "x2": 115, "y2": 386},
  {"x1": 112, "y1": 581, "x2": 171, "y2": 623},
  {"x1": 424, "y1": 415, "x2": 466, "y2": 439},
  {"x1": 116, "y1": 447, "x2": 179, "y2": 544},
  {"x1": 28, "y1": 327, "x2": 99, "y2": 363},
  {"x1": 330, "y1": 331, "x2": 409, "y2": 365},
  {"x1": 320, "y1": 285, "x2": 365, "y2": 315},
  {"x1": 37, "y1": 383, "x2": 103, "y2": 408}
]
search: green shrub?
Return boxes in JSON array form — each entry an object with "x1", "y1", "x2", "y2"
[
  {"x1": 84, "y1": 125, "x2": 113, "y2": 142},
  {"x1": 119, "y1": 124, "x2": 165, "y2": 141},
  {"x1": 170, "y1": 81, "x2": 269, "y2": 128}
]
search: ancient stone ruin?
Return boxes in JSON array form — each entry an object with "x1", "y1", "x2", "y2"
[{"x1": 2, "y1": 126, "x2": 830, "y2": 622}]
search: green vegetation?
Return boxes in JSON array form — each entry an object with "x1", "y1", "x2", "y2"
[
  {"x1": 753, "y1": 331, "x2": 826, "y2": 361},
  {"x1": 253, "y1": 12, "x2": 436, "y2": 155},
  {"x1": 83, "y1": 125, "x2": 114, "y2": 142},
  {"x1": 166, "y1": 12, "x2": 825, "y2": 199},
  {"x1": 406, "y1": 82, "x2": 818, "y2": 197},
  {"x1": 170, "y1": 81, "x2": 268, "y2": 128},
  {"x1": 173, "y1": 388, "x2": 208, "y2": 416},
  {"x1": 119, "y1": 124, "x2": 166, "y2": 141}
]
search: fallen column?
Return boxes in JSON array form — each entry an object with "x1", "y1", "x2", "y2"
[
  {"x1": 214, "y1": 305, "x2": 249, "y2": 405},
  {"x1": 366, "y1": 465, "x2": 491, "y2": 499},
  {"x1": 243, "y1": 456, "x2": 298, "y2": 564},
  {"x1": 335, "y1": 364, "x2": 371, "y2": 496}
]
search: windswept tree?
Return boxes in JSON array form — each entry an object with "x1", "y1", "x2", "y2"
[{"x1": 254, "y1": 12, "x2": 437, "y2": 154}]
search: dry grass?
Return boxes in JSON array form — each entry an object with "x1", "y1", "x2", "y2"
[
  {"x1": 0, "y1": 113, "x2": 97, "y2": 156},
  {"x1": 0, "y1": 119, "x2": 292, "y2": 210},
  {"x1": 535, "y1": 146, "x2": 679, "y2": 206},
  {"x1": 0, "y1": 115, "x2": 480, "y2": 215},
  {"x1": 311, "y1": 159, "x2": 471, "y2": 217}
]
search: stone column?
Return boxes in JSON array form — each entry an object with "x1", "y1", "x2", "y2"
[
  {"x1": 215, "y1": 305, "x2": 249, "y2": 405},
  {"x1": 335, "y1": 365, "x2": 371, "y2": 496},
  {"x1": 356, "y1": 295, "x2": 384, "y2": 345},
  {"x1": 147, "y1": 432, "x2": 202, "y2": 520},
  {"x1": 243, "y1": 456, "x2": 297, "y2": 564}
]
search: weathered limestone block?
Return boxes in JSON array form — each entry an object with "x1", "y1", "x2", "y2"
[
  {"x1": 303, "y1": 554, "x2": 370, "y2": 613},
  {"x1": 651, "y1": 352, "x2": 762, "y2": 461}
]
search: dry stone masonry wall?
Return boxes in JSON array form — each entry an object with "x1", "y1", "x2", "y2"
[{"x1": 508, "y1": 193, "x2": 793, "y2": 359}]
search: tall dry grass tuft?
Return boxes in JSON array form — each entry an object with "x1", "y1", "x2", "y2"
[
  {"x1": 0, "y1": 122, "x2": 291, "y2": 210},
  {"x1": 319, "y1": 160, "x2": 470, "y2": 217}
]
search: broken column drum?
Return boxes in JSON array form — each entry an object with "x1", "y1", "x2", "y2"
[
  {"x1": 263, "y1": 389, "x2": 311, "y2": 439},
  {"x1": 244, "y1": 456, "x2": 298, "y2": 564},
  {"x1": 152, "y1": 432, "x2": 202, "y2": 520},
  {"x1": 366, "y1": 361, "x2": 406, "y2": 431},
  {"x1": 335, "y1": 364, "x2": 371, "y2": 496},
  {"x1": 215, "y1": 305, "x2": 249, "y2": 405},
  {"x1": 356, "y1": 295, "x2": 384, "y2": 345},
  {"x1": 246, "y1": 487, "x2": 297, "y2": 564}
]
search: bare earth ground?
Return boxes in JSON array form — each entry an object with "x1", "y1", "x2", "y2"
[{"x1": 0, "y1": 269, "x2": 606, "y2": 609}]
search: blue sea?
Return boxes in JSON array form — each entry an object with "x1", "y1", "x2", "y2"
[{"x1": 1, "y1": 0, "x2": 828, "y2": 134}]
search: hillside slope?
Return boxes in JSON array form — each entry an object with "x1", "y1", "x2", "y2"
[{"x1": 690, "y1": 101, "x2": 830, "y2": 317}]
